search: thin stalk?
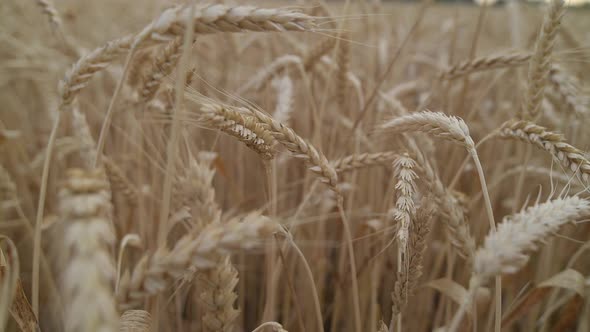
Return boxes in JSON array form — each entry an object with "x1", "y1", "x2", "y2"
[
  {"x1": 468, "y1": 147, "x2": 500, "y2": 332},
  {"x1": 156, "y1": 5, "x2": 195, "y2": 247},
  {"x1": 32, "y1": 110, "x2": 61, "y2": 316},
  {"x1": 336, "y1": 195, "x2": 362, "y2": 332}
]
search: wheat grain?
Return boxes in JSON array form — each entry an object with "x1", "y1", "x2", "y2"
[{"x1": 390, "y1": 153, "x2": 418, "y2": 251}]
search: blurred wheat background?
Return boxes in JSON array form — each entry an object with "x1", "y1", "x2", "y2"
[{"x1": 1, "y1": 0, "x2": 590, "y2": 331}]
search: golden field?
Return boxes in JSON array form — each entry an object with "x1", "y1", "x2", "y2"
[{"x1": 1, "y1": 0, "x2": 590, "y2": 331}]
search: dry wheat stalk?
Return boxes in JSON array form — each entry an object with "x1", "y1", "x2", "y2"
[
  {"x1": 116, "y1": 212, "x2": 278, "y2": 310},
  {"x1": 474, "y1": 196, "x2": 590, "y2": 281},
  {"x1": 548, "y1": 65, "x2": 588, "y2": 116},
  {"x1": 271, "y1": 75, "x2": 294, "y2": 125},
  {"x1": 200, "y1": 256, "x2": 240, "y2": 332},
  {"x1": 139, "y1": 38, "x2": 184, "y2": 104},
  {"x1": 59, "y1": 168, "x2": 118, "y2": 332},
  {"x1": 380, "y1": 111, "x2": 475, "y2": 149},
  {"x1": 392, "y1": 200, "x2": 434, "y2": 315},
  {"x1": 523, "y1": 0, "x2": 565, "y2": 119},
  {"x1": 126, "y1": 50, "x2": 152, "y2": 87},
  {"x1": 331, "y1": 151, "x2": 399, "y2": 174},
  {"x1": 103, "y1": 158, "x2": 139, "y2": 205},
  {"x1": 178, "y1": 155, "x2": 240, "y2": 331},
  {"x1": 134, "y1": 5, "x2": 316, "y2": 47},
  {"x1": 35, "y1": 0, "x2": 62, "y2": 31},
  {"x1": 439, "y1": 51, "x2": 531, "y2": 80},
  {"x1": 199, "y1": 104, "x2": 277, "y2": 160},
  {"x1": 238, "y1": 55, "x2": 303, "y2": 94},
  {"x1": 59, "y1": 35, "x2": 134, "y2": 110},
  {"x1": 499, "y1": 120, "x2": 590, "y2": 181},
  {"x1": 336, "y1": 37, "x2": 350, "y2": 109},
  {"x1": 119, "y1": 310, "x2": 151, "y2": 332},
  {"x1": 409, "y1": 145, "x2": 476, "y2": 260},
  {"x1": 390, "y1": 153, "x2": 418, "y2": 251},
  {"x1": 303, "y1": 38, "x2": 337, "y2": 71},
  {"x1": 244, "y1": 106, "x2": 339, "y2": 190}
]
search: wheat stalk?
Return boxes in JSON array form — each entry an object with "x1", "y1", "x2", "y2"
[
  {"x1": 59, "y1": 168, "x2": 118, "y2": 332},
  {"x1": 547, "y1": 65, "x2": 588, "y2": 117},
  {"x1": 392, "y1": 200, "x2": 434, "y2": 315},
  {"x1": 138, "y1": 38, "x2": 184, "y2": 104},
  {"x1": 408, "y1": 145, "x2": 476, "y2": 260},
  {"x1": 380, "y1": 111, "x2": 475, "y2": 149},
  {"x1": 390, "y1": 153, "x2": 418, "y2": 251},
  {"x1": 474, "y1": 196, "x2": 590, "y2": 281},
  {"x1": 439, "y1": 51, "x2": 531, "y2": 80},
  {"x1": 499, "y1": 120, "x2": 590, "y2": 181},
  {"x1": 199, "y1": 104, "x2": 277, "y2": 160},
  {"x1": 331, "y1": 151, "x2": 399, "y2": 173},
  {"x1": 35, "y1": 0, "x2": 63, "y2": 31},
  {"x1": 523, "y1": 0, "x2": 565, "y2": 119},
  {"x1": 134, "y1": 5, "x2": 316, "y2": 47},
  {"x1": 116, "y1": 212, "x2": 277, "y2": 310}
]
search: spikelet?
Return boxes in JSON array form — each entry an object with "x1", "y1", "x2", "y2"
[
  {"x1": 59, "y1": 168, "x2": 118, "y2": 332},
  {"x1": 499, "y1": 120, "x2": 590, "y2": 181},
  {"x1": 474, "y1": 196, "x2": 590, "y2": 281}
]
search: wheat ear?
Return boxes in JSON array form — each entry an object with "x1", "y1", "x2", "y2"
[
  {"x1": 523, "y1": 0, "x2": 565, "y2": 119},
  {"x1": 199, "y1": 104, "x2": 277, "y2": 160},
  {"x1": 134, "y1": 5, "x2": 315, "y2": 47},
  {"x1": 139, "y1": 37, "x2": 184, "y2": 104},
  {"x1": 116, "y1": 212, "x2": 278, "y2": 310},
  {"x1": 243, "y1": 106, "x2": 338, "y2": 190},
  {"x1": 439, "y1": 51, "x2": 531, "y2": 80},
  {"x1": 35, "y1": 0, "x2": 62, "y2": 31},
  {"x1": 499, "y1": 120, "x2": 590, "y2": 181},
  {"x1": 547, "y1": 65, "x2": 588, "y2": 116},
  {"x1": 59, "y1": 168, "x2": 118, "y2": 332},
  {"x1": 392, "y1": 200, "x2": 434, "y2": 315},
  {"x1": 71, "y1": 106, "x2": 97, "y2": 169},
  {"x1": 408, "y1": 145, "x2": 476, "y2": 260},
  {"x1": 381, "y1": 111, "x2": 475, "y2": 148},
  {"x1": 474, "y1": 196, "x2": 590, "y2": 281},
  {"x1": 303, "y1": 38, "x2": 337, "y2": 71},
  {"x1": 119, "y1": 310, "x2": 151, "y2": 332},
  {"x1": 103, "y1": 158, "x2": 139, "y2": 205},
  {"x1": 331, "y1": 151, "x2": 400, "y2": 174},
  {"x1": 390, "y1": 153, "x2": 418, "y2": 251}
]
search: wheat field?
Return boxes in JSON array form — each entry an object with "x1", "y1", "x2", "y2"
[{"x1": 1, "y1": 0, "x2": 590, "y2": 331}]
